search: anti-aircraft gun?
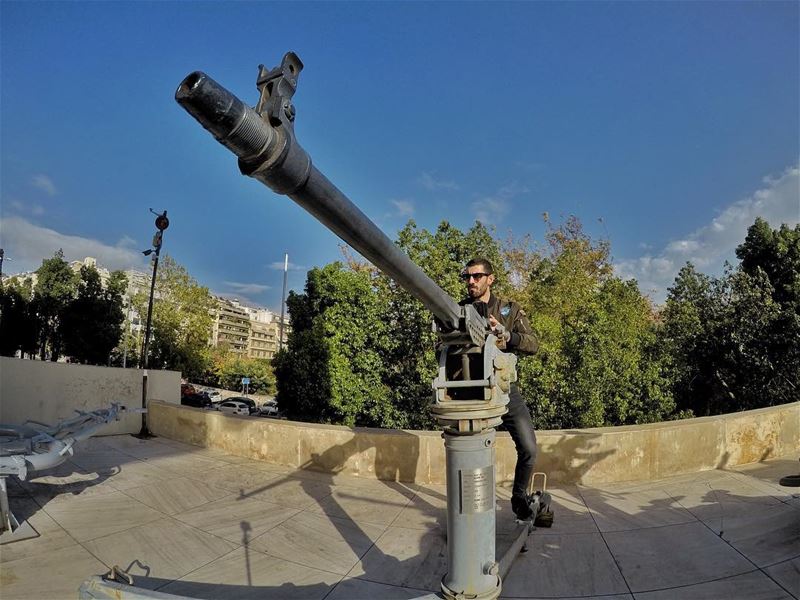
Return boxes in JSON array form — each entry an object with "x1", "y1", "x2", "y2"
[{"x1": 175, "y1": 52, "x2": 550, "y2": 600}]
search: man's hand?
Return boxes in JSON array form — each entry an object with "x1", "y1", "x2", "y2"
[{"x1": 489, "y1": 316, "x2": 511, "y2": 344}]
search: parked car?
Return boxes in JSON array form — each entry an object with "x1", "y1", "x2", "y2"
[
  {"x1": 225, "y1": 396, "x2": 258, "y2": 414},
  {"x1": 181, "y1": 393, "x2": 211, "y2": 409},
  {"x1": 217, "y1": 400, "x2": 251, "y2": 416},
  {"x1": 180, "y1": 383, "x2": 197, "y2": 398},
  {"x1": 205, "y1": 389, "x2": 222, "y2": 403},
  {"x1": 258, "y1": 400, "x2": 279, "y2": 417}
]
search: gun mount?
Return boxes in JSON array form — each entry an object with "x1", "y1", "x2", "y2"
[
  {"x1": 175, "y1": 54, "x2": 516, "y2": 433},
  {"x1": 0, "y1": 404, "x2": 139, "y2": 545},
  {"x1": 176, "y1": 52, "x2": 529, "y2": 600}
]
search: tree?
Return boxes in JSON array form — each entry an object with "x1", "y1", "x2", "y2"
[
  {"x1": 275, "y1": 216, "x2": 676, "y2": 430},
  {"x1": 61, "y1": 266, "x2": 126, "y2": 365},
  {"x1": 0, "y1": 278, "x2": 38, "y2": 358},
  {"x1": 736, "y1": 217, "x2": 800, "y2": 306},
  {"x1": 663, "y1": 218, "x2": 800, "y2": 416},
  {"x1": 385, "y1": 220, "x2": 509, "y2": 429},
  {"x1": 511, "y1": 216, "x2": 674, "y2": 429},
  {"x1": 132, "y1": 255, "x2": 214, "y2": 380},
  {"x1": 274, "y1": 262, "x2": 396, "y2": 427},
  {"x1": 109, "y1": 319, "x2": 139, "y2": 368},
  {"x1": 660, "y1": 263, "x2": 716, "y2": 415},
  {"x1": 32, "y1": 250, "x2": 77, "y2": 361},
  {"x1": 209, "y1": 349, "x2": 276, "y2": 395}
]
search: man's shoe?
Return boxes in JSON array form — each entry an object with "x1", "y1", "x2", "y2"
[{"x1": 511, "y1": 496, "x2": 533, "y2": 520}]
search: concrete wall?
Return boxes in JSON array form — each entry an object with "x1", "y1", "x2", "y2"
[
  {"x1": 0, "y1": 357, "x2": 181, "y2": 435},
  {"x1": 149, "y1": 400, "x2": 800, "y2": 485}
]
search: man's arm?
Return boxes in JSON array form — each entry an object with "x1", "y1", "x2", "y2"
[
  {"x1": 488, "y1": 304, "x2": 539, "y2": 354},
  {"x1": 506, "y1": 305, "x2": 539, "y2": 354}
]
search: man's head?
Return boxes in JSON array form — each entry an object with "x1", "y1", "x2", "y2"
[{"x1": 463, "y1": 258, "x2": 495, "y2": 301}]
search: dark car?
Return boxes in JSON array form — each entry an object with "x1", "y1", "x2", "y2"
[
  {"x1": 181, "y1": 392, "x2": 211, "y2": 409},
  {"x1": 180, "y1": 383, "x2": 197, "y2": 397},
  {"x1": 225, "y1": 396, "x2": 257, "y2": 414}
]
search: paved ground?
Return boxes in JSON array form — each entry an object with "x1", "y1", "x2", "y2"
[{"x1": 1, "y1": 435, "x2": 797, "y2": 600}]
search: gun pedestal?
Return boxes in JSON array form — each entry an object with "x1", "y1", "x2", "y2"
[{"x1": 432, "y1": 334, "x2": 516, "y2": 600}]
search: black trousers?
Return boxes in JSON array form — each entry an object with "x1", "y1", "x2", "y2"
[{"x1": 501, "y1": 385, "x2": 538, "y2": 500}]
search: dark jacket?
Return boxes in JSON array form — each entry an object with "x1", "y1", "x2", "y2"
[{"x1": 461, "y1": 293, "x2": 539, "y2": 354}]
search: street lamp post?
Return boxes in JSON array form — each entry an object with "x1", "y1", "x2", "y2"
[
  {"x1": 122, "y1": 301, "x2": 133, "y2": 369},
  {"x1": 0, "y1": 249, "x2": 8, "y2": 289},
  {"x1": 278, "y1": 252, "x2": 288, "y2": 352},
  {"x1": 135, "y1": 209, "x2": 169, "y2": 439}
]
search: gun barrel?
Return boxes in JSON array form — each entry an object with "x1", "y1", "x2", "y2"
[{"x1": 176, "y1": 71, "x2": 464, "y2": 331}]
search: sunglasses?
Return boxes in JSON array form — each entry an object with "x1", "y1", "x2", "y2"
[{"x1": 460, "y1": 272, "x2": 490, "y2": 282}]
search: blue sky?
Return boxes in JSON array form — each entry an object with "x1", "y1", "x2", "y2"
[{"x1": 2, "y1": 1, "x2": 798, "y2": 308}]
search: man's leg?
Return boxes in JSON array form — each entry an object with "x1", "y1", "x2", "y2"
[{"x1": 501, "y1": 388, "x2": 537, "y2": 518}]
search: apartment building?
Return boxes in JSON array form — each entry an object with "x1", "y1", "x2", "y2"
[
  {"x1": 211, "y1": 298, "x2": 250, "y2": 353},
  {"x1": 209, "y1": 299, "x2": 290, "y2": 360},
  {"x1": 248, "y1": 319, "x2": 278, "y2": 359}
]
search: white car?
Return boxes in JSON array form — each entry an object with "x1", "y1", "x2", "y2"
[
  {"x1": 258, "y1": 400, "x2": 279, "y2": 417},
  {"x1": 217, "y1": 400, "x2": 250, "y2": 416}
]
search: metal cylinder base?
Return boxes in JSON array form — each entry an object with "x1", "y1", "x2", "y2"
[{"x1": 441, "y1": 429, "x2": 499, "y2": 600}]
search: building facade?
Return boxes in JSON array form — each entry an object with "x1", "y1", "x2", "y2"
[
  {"x1": 248, "y1": 320, "x2": 277, "y2": 359},
  {"x1": 210, "y1": 299, "x2": 290, "y2": 360},
  {"x1": 211, "y1": 299, "x2": 251, "y2": 354}
]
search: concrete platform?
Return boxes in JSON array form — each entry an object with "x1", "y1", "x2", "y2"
[{"x1": 1, "y1": 435, "x2": 797, "y2": 599}]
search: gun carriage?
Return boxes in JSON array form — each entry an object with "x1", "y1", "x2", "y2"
[{"x1": 173, "y1": 52, "x2": 553, "y2": 600}]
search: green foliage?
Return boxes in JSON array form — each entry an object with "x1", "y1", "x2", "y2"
[
  {"x1": 513, "y1": 217, "x2": 674, "y2": 429},
  {"x1": 387, "y1": 220, "x2": 509, "y2": 429},
  {"x1": 275, "y1": 262, "x2": 398, "y2": 427},
  {"x1": 663, "y1": 218, "x2": 799, "y2": 415},
  {"x1": 109, "y1": 320, "x2": 139, "y2": 368},
  {"x1": 209, "y1": 349, "x2": 276, "y2": 395},
  {"x1": 276, "y1": 217, "x2": 677, "y2": 431},
  {"x1": 736, "y1": 217, "x2": 800, "y2": 305},
  {"x1": 61, "y1": 266, "x2": 126, "y2": 365},
  {"x1": 2, "y1": 262, "x2": 126, "y2": 364},
  {"x1": 396, "y1": 220, "x2": 510, "y2": 299},
  {"x1": 0, "y1": 278, "x2": 39, "y2": 357},
  {"x1": 133, "y1": 255, "x2": 214, "y2": 380},
  {"x1": 33, "y1": 250, "x2": 77, "y2": 361}
]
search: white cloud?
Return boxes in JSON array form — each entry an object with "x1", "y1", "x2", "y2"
[
  {"x1": 472, "y1": 198, "x2": 511, "y2": 225},
  {"x1": 223, "y1": 281, "x2": 270, "y2": 295},
  {"x1": 0, "y1": 216, "x2": 145, "y2": 274},
  {"x1": 117, "y1": 235, "x2": 138, "y2": 249},
  {"x1": 417, "y1": 171, "x2": 460, "y2": 191},
  {"x1": 8, "y1": 199, "x2": 45, "y2": 216},
  {"x1": 390, "y1": 199, "x2": 415, "y2": 217},
  {"x1": 471, "y1": 181, "x2": 529, "y2": 225},
  {"x1": 664, "y1": 239, "x2": 701, "y2": 254},
  {"x1": 32, "y1": 174, "x2": 57, "y2": 196},
  {"x1": 616, "y1": 163, "x2": 800, "y2": 303}
]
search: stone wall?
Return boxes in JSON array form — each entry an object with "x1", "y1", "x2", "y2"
[
  {"x1": 149, "y1": 400, "x2": 800, "y2": 485},
  {"x1": 0, "y1": 357, "x2": 181, "y2": 435}
]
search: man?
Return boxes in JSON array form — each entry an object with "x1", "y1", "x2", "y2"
[{"x1": 460, "y1": 257, "x2": 539, "y2": 520}]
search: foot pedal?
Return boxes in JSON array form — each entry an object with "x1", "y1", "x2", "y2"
[{"x1": 534, "y1": 509, "x2": 554, "y2": 528}]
